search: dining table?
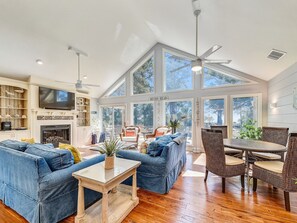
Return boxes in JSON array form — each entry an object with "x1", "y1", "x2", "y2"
[{"x1": 223, "y1": 138, "x2": 287, "y2": 191}]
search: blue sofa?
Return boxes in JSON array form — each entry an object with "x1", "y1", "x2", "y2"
[
  {"x1": 0, "y1": 143, "x2": 105, "y2": 223},
  {"x1": 117, "y1": 133, "x2": 187, "y2": 194}
]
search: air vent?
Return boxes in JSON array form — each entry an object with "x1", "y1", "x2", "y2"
[{"x1": 267, "y1": 49, "x2": 287, "y2": 61}]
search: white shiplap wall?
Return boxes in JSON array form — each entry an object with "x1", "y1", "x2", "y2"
[{"x1": 268, "y1": 61, "x2": 297, "y2": 131}]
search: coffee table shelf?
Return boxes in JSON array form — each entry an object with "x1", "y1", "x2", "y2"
[{"x1": 72, "y1": 158, "x2": 141, "y2": 223}]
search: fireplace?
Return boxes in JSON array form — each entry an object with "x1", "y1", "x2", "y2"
[{"x1": 41, "y1": 125, "x2": 71, "y2": 147}]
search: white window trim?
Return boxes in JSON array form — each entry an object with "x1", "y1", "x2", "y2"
[
  {"x1": 201, "y1": 96, "x2": 228, "y2": 128},
  {"x1": 202, "y1": 66, "x2": 257, "y2": 90},
  {"x1": 163, "y1": 98, "x2": 194, "y2": 145},
  {"x1": 230, "y1": 93, "x2": 262, "y2": 138},
  {"x1": 131, "y1": 101, "x2": 155, "y2": 129},
  {"x1": 130, "y1": 52, "x2": 155, "y2": 96},
  {"x1": 162, "y1": 49, "x2": 194, "y2": 93},
  {"x1": 104, "y1": 78, "x2": 126, "y2": 98}
]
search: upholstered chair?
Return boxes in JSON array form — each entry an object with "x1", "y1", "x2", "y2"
[
  {"x1": 253, "y1": 133, "x2": 297, "y2": 211},
  {"x1": 120, "y1": 126, "x2": 141, "y2": 146},
  {"x1": 253, "y1": 127, "x2": 289, "y2": 161},
  {"x1": 201, "y1": 129, "x2": 245, "y2": 193},
  {"x1": 145, "y1": 126, "x2": 172, "y2": 139},
  {"x1": 210, "y1": 125, "x2": 242, "y2": 156}
]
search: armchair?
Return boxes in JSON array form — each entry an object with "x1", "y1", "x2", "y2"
[
  {"x1": 145, "y1": 126, "x2": 172, "y2": 139},
  {"x1": 120, "y1": 125, "x2": 141, "y2": 146}
]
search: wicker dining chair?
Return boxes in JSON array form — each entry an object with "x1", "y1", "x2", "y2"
[
  {"x1": 253, "y1": 127, "x2": 289, "y2": 161},
  {"x1": 253, "y1": 133, "x2": 297, "y2": 211},
  {"x1": 210, "y1": 125, "x2": 242, "y2": 156},
  {"x1": 201, "y1": 129, "x2": 245, "y2": 193}
]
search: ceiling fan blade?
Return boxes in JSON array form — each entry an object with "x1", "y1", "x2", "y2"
[
  {"x1": 200, "y1": 45, "x2": 222, "y2": 59},
  {"x1": 55, "y1": 80, "x2": 76, "y2": 85},
  {"x1": 204, "y1": 59, "x2": 232, "y2": 64},
  {"x1": 82, "y1": 83, "x2": 101, "y2": 88},
  {"x1": 170, "y1": 64, "x2": 191, "y2": 73}
]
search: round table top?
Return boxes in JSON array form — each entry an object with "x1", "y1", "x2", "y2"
[{"x1": 223, "y1": 138, "x2": 287, "y2": 152}]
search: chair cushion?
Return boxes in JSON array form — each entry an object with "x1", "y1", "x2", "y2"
[
  {"x1": 254, "y1": 161, "x2": 283, "y2": 174},
  {"x1": 225, "y1": 155, "x2": 244, "y2": 165},
  {"x1": 25, "y1": 144, "x2": 74, "y2": 171},
  {"x1": 224, "y1": 147, "x2": 241, "y2": 154},
  {"x1": 252, "y1": 152, "x2": 281, "y2": 160},
  {"x1": 0, "y1": 139, "x2": 28, "y2": 152},
  {"x1": 59, "y1": 143, "x2": 82, "y2": 164},
  {"x1": 122, "y1": 137, "x2": 137, "y2": 142}
]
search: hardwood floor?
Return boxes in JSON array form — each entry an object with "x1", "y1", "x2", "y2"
[{"x1": 1, "y1": 152, "x2": 297, "y2": 222}]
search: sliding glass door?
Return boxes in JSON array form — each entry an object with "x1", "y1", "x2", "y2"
[{"x1": 101, "y1": 106, "x2": 125, "y2": 138}]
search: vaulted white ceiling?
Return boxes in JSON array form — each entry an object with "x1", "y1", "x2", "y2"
[{"x1": 0, "y1": 0, "x2": 297, "y2": 97}]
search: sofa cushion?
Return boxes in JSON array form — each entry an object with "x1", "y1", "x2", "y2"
[
  {"x1": 25, "y1": 144, "x2": 74, "y2": 171},
  {"x1": 0, "y1": 139, "x2": 29, "y2": 152},
  {"x1": 148, "y1": 135, "x2": 173, "y2": 157},
  {"x1": 173, "y1": 135, "x2": 186, "y2": 145}
]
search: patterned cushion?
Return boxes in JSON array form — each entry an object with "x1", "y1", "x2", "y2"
[
  {"x1": 225, "y1": 155, "x2": 244, "y2": 165},
  {"x1": 59, "y1": 143, "x2": 82, "y2": 164},
  {"x1": 0, "y1": 139, "x2": 28, "y2": 152},
  {"x1": 125, "y1": 130, "x2": 136, "y2": 137},
  {"x1": 25, "y1": 144, "x2": 74, "y2": 171},
  {"x1": 254, "y1": 161, "x2": 283, "y2": 174}
]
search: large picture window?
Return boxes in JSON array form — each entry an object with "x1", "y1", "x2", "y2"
[
  {"x1": 232, "y1": 96, "x2": 259, "y2": 138},
  {"x1": 165, "y1": 100, "x2": 193, "y2": 144},
  {"x1": 203, "y1": 67, "x2": 250, "y2": 88},
  {"x1": 164, "y1": 52, "x2": 193, "y2": 92},
  {"x1": 132, "y1": 56, "x2": 154, "y2": 95},
  {"x1": 203, "y1": 98, "x2": 225, "y2": 128},
  {"x1": 133, "y1": 103, "x2": 154, "y2": 132}
]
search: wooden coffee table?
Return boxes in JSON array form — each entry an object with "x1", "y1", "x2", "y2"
[{"x1": 72, "y1": 158, "x2": 141, "y2": 223}]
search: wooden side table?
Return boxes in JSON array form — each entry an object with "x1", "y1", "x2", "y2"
[{"x1": 72, "y1": 158, "x2": 141, "y2": 223}]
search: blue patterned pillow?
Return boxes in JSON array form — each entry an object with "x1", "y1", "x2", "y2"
[
  {"x1": 147, "y1": 136, "x2": 173, "y2": 157},
  {"x1": 25, "y1": 144, "x2": 74, "y2": 171},
  {"x1": 0, "y1": 140, "x2": 28, "y2": 152}
]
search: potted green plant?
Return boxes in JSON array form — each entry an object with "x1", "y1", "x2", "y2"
[
  {"x1": 238, "y1": 119, "x2": 262, "y2": 140},
  {"x1": 169, "y1": 119, "x2": 180, "y2": 134},
  {"x1": 98, "y1": 138, "x2": 124, "y2": 169}
]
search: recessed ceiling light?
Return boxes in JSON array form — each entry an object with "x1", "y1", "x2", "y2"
[
  {"x1": 36, "y1": 59, "x2": 43, "y2": 65},
  {"x1": 83, "y1": 75, "x2": 88, "y2": 79}
]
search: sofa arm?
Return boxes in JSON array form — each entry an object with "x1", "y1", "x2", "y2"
[
  {"x1": 40, "y1": 154, "x2": 105, "y2": 189},
  {"x1": 117, "y1": 150, "x2": 165, "y2": 166}
]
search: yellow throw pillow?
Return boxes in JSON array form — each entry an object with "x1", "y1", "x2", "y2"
[
  {"x1": 21, "y1": 138, "x2": 35, "y2": 144},
  {"x1": 59, "y1": 143, "x2": 82, "y2": 164}
]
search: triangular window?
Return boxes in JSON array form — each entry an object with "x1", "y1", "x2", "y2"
[
  {"x1": 107, "y1": 80, "x2": 126, "y2": 97},
  {"x1": 203, "y1": 67, "x2": 252, "y2": 88}
]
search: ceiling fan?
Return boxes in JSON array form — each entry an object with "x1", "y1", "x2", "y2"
[
  {"x1": 190, "y1": 0, "x2": 231, "y2": 73},
  {"x1": 57, "y1": 46, "x2": 100, "y2": 94}
]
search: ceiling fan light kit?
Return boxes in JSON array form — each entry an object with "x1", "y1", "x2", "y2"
[{"x1": 191, "y1": 60, "x2": 202, "y2": 72}]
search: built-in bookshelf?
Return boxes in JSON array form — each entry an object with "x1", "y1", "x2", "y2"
[
  {"x1": 0, "y1": 85, "x2": 28, "y2": 130},
  {"x1": 76, "y1": 97, "x2": 90, "y2": 127}
]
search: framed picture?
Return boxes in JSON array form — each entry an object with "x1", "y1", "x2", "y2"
[{"x1": 293, "y1": 87, "x2": 297, "y2": 109}]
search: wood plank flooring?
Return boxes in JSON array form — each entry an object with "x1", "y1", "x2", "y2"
[{"x1": 1, "y1": 152, "x2": 297, "y2": 222}]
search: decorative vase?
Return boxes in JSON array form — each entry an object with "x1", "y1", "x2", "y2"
[{"x1": 105, "y1": 155, "x2": 114, "y2": 170}]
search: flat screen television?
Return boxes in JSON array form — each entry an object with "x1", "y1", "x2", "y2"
[{"x1": 39, "y1": 87, "x2": 75, "y2": 110}]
